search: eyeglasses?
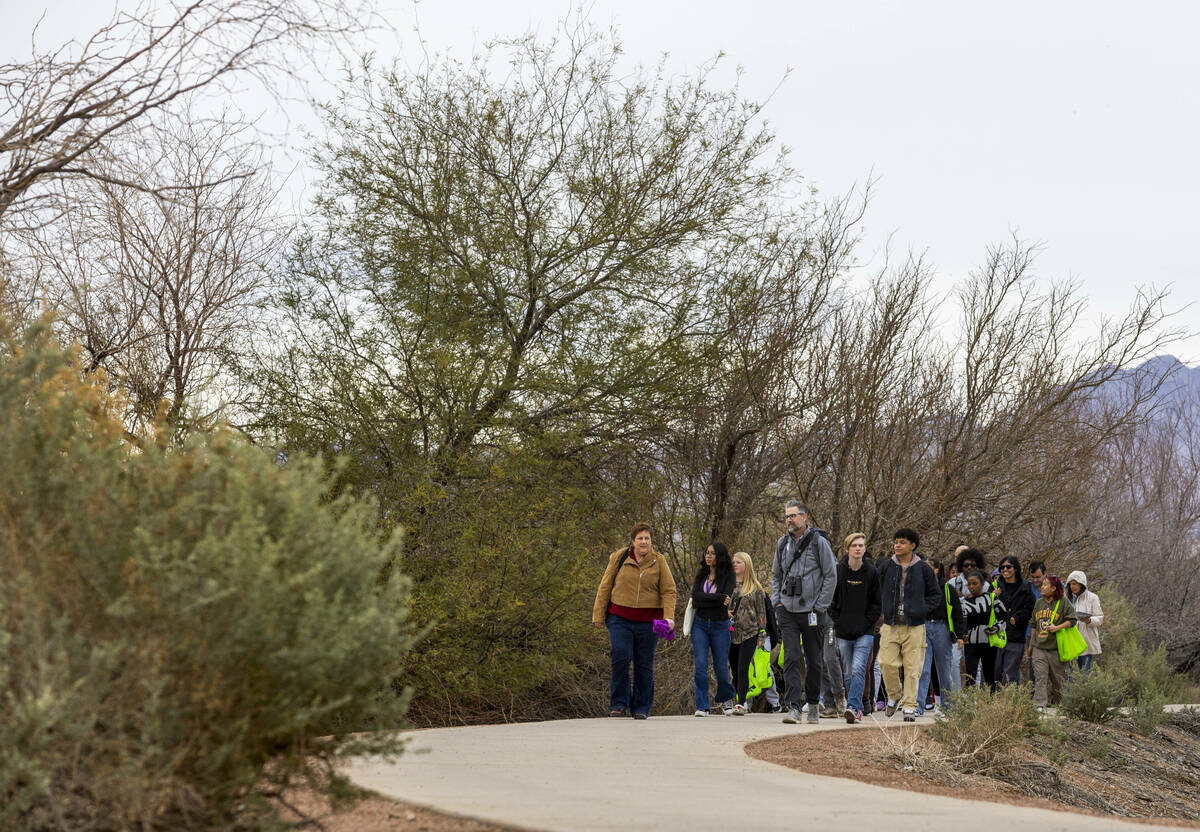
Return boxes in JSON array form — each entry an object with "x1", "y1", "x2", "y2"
[{"x1": 784, "y1": 513, "x2": 802, "y2": 520}]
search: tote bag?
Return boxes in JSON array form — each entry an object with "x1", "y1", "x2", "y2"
[
  {"x1": 682, "y1": 599, "x2": 696, "y2": 637},
  {"x1": 1052, "y1": 600, "x2": 1088, "y2": 662},
  {"x1": 987, "y1": 590, "x2": 1008, "y2": 649}
]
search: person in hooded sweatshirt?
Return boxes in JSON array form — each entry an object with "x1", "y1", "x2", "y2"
[
  {"x1": 830, "y1": 532, "x2": 882, "y2": 723},
  {"x1": 1066, "y1": 570, "x2": 1104, "y2": 674}
]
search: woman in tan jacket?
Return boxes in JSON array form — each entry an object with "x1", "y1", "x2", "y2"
[{"x1": 592, "y1": 522, "x2": 677, "y2": 719}]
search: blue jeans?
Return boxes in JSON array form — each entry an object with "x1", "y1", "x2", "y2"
[
  {"x1": 690, "y1": 617, "x2": 735, "y2": 710},
  {"x1": 1075, "y1": 654, "x2": 1095, "y2": 674},
  {"x1": 918, "y1": 620, "x2": 959, "y2": 713},
  {"x1": 607, "y1": 614, "x2": 659, "y2": 715},
  {"x1": 837, "y1": 633, "x2": 874, "y2": 714}
]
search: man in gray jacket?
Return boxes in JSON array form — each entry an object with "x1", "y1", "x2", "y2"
[{"x1": 771, "y1": 500, "x2": 837, "y2": 724}]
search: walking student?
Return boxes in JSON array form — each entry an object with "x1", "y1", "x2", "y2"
[
  {"x1": 771, "y1": 501, "x2": 837, "y2": 724},
  {"x1": 993, "y1": 556, "x2": 1035, "y2": 684},
  {"x1": 829, "y1": 532, "x2": 881, "y2": 723},
  {"x1": 1066, "y1": 570, "x2": 1103, "y2": 673},
  {"x1": 689, "y1": 541, "x2": 737, "y2": 716},
  {"x1": 917, "y1": 558, "x2": 965, "y2": 713},
  {"x1": 728, "y1": 551, "x2": 774, "y2": 715},
  {"x1": 592, "y1": 523, "x2": 677, "y2": 719},
  {"x1": 1029, "y1": 575, "x2": 1078, "y2": 710},
  {"x1": 875, "y1": 528, "x2": 940, "y2": 722},
  {"x1": 958, "y1": 567, "x2": 1004, "y2": 690}
]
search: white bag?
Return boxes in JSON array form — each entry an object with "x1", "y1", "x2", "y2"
[{"x1": 682, "y1": 599, "x2": 695, "y2": 637}]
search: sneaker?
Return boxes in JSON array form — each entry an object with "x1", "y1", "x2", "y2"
[
  {"x1": 732, "y1": 703, "x2": 747, "y2": 716},
  {"x1": 806, "y1": 703, "x2": 820, "y2": 724},
  {"x1": 885, "y1": 700, "x2": 898, "y2": 717},
  {"x1": 855, "y1": 710, "x2": 863, "y2": 723},
  {"x1": 609, "y1": 708, "x2": 629, "y2": 717},
  {"x1": 632, "y1": 712, "x2": 648, "y2": 720},
  {"x1": 902, "y1": 709, "x2": 916, "y2": 722},
  {"x1": 782, "y1": 707, "x2": 803, "y2": 724},
  {"x1": 1036, "y1": 705, "x2": 1045, "y2": 713},
  {"x1": 844, "y1": 707, "x2": 856, "y2": 725},
  {"x1": 694, "y1": 709, "x2": 709, "y2": 717},
  {"x1": 721, "y1": 700, "x2": 736, "y2": 716},
  {"x1": 819, "y1": 704, "x2": 838, "y2": 718},
  {"x1": 876, "y1": 700, "x2": 886, "y2": 712}
]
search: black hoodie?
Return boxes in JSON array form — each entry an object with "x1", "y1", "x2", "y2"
[{"x1": 830, "y1": 559, "x2": 882, "y2": 639}]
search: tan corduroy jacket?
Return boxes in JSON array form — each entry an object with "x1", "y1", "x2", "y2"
[{"x1": 591, "y1": 547, "x2": 678, "y2": 625}]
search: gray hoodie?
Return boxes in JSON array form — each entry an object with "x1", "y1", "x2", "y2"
[{"x1": 770, "y1": 528, "x2": 837, "y2": 614}]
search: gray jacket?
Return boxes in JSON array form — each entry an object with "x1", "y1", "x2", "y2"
[{"x1": 771, "y1": 528, "x2": 837, "y2": 614}]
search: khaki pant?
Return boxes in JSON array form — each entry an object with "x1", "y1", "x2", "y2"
[
  {"x1": 879, "y1": 623, "x2": 926, "y2": 711},
  {"x1": 1032, "y1": 645, "x2": 1068, "y2": 706}
]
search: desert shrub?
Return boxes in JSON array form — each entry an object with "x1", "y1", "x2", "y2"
[
  {"x1": 1060, "y1": 668, "x2": 1123, "y2": 723},
  {"x1": 1132, "y1": 689, "x2": 1170, "y2": 735},
  {"x1": 1084, "y1": 736, "x2": 1113, "y2": 759},
  {"x1": 0, "y1": 322, "x2": 413, "y2": 830},
  {"x1": 1105, "y1": 643, "x2": 1190, "y2": 704},
  {"x1": 929, "y1": 683, "x2": 1040, "y2": 773}
]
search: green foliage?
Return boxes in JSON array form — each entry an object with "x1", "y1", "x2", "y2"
[
  {"x1": 1061, "y1": 668, "x2": 1123, "y2": 723},
  {"x1": 1132, "y1": 689, "x2": 1170, "y2": 736},
  {"x1": 1106, "y1": 643, "x2": 1190, "y2": 704},
  {"x1": 1084, "y1": 736, "x2": 1113, "y2": 759},
  {"x1": 1095, "y1": 584, "x2": 1191, "y2": 704},
  {"x1": 0, "y1": 321, "x2": 413, "y2": 830},
  {"x1": 930, "y1": 684, "x2": 1040, "y2": 773}
]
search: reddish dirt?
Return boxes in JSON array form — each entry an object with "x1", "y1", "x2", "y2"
[{"x1": 747, "y1": 724, "x2": 1200, "y2": 829}]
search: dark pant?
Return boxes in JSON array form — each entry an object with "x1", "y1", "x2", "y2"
[
  {"x1": 607, "y1": 613, "x2": 658, "y2": 715},
  {"x1": 777, "y1": 607, "x2": 823, "y2": 708},
  {"x1": 730, "y1": 636, "x2": 758, "y2": 704},
  {"x1": 963, "y1": 643, "x2": 998, "y2": 690},
  {"x1": 820, "y1": 617, "x2": 845, "y2": 705},
  {"x1": 994, "y1": 640, "x2": 1025, "y2": 684}
]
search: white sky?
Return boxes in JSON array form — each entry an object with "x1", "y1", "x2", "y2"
[{"x1": 6, "y1": 0, "x2": 1199, "y2": 362}]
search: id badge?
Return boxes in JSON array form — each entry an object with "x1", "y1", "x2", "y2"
[{"x1": 808, "y1": 612, "x2": 818, "y2": 627}]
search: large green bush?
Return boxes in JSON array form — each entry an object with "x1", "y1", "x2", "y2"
[
  {"x1": 0, "y1": 321, "x2": 413, "y2": 830},
  {"x1": 930, "y1": 684, "x2": 1040, "y2": 772},
  {"x1": 1060, "y1": 668, "x2": 1123, "y2": 723}
]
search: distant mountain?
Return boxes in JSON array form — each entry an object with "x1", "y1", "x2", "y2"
[{"x1": 1098, "y1": 355, "x2": 1200, "y2": 418}]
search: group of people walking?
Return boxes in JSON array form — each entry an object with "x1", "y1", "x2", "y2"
[{"x1": 592, "y1": 504, "x2": 1104, "y2": 721}]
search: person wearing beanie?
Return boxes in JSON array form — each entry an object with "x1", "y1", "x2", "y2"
[{"x1": 1066, "y1": 570, "x2": 1104, "y2": 673}]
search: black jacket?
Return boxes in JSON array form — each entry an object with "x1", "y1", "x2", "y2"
[
  {"x1": 995, "y1": 578, "x2": 1036, "y2": 643},
  {"x1": 691, "y1": 571, "x2": 736, "y2": 621},
  {"x1": 829, "y1": 560, "x2": 882, "y2": 639},
  {"x1": 876, "y1": 554, "x2": 941, "y2": 627},
  {"x1": 928, "y1": 577, "x2": 967, "y2": 638}
]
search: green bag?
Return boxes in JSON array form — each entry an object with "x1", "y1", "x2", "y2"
[
  {"x1": 1053, "y1": 599, "x2": 1087, "y2": 662},
  {"x1": 987, "y1": 590, "x2": 1008, "y2": 649},
  {"x1": 748, "y1": 645, "x2": 774, "y2": 697}
]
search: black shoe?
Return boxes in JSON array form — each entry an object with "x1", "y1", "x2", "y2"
[
  {"x1": 632, "y1": 712, "x2": 648, "y2": 720},
  {"x1": 609, "y1": 708, "x2": 629, "y2": 718},
  {"x1": 903, "y1": 710, "x2": 916, "y2": 722}
]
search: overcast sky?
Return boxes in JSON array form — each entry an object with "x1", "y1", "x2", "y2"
[{"x1": 7, "y1": 1, "x2": 1199, "y2": 362}]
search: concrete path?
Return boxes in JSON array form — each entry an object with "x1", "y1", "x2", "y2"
[{"x1": 346, "y1": 712, "x2": 1183, "y2": 832}]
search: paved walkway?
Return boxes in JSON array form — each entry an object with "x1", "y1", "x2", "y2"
[{"x1": 346, "y1": 712, "x2": 1182, "y2": 832}]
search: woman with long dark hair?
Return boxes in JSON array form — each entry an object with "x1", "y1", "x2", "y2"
[
  {"x1": 690, "y1": 541, "x2": 737, "y2": 715},
  {"x1": 993, "y1": 556, "x2": 1035, "y2": 684},
  {"x1": 592, "y1": 523, "x2": 677, "y2": 719}
]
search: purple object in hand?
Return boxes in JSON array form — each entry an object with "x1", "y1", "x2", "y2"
[{"x1": 652, "y1": 619, "x2": 675, "y2": 640}]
